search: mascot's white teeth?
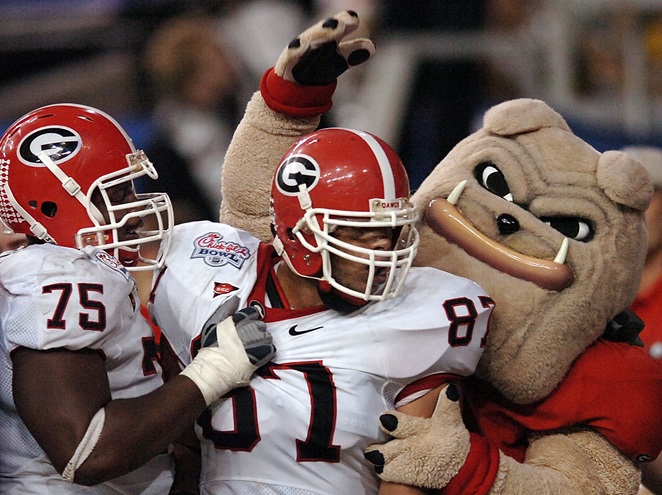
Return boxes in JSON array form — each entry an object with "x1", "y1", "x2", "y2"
[
  {"x1": 554, "y1": 238, "x2": 568, "y2": 264},
  {"x1": 425, "y1": 182, "x2": 575, "y2": 291},
  {"x1": 447, "y1": 180, "x2": 467, "y2": 205},
  {"x1": 446, "y1": 180, "x2": 569, "y2": 266}
]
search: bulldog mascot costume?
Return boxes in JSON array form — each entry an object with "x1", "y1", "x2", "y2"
[{"x1": 219, "y1": 11, "x2": 662, "y2": 494}]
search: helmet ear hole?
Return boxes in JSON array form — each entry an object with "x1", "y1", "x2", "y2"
[{"x1": 41, "y1": 201, "x2": 58, "y2": 218}]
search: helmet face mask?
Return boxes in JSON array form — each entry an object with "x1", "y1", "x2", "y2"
[
  {"x1": 293, "y1": 204, "x2": 419, "y2": 302},
  {"x1": 271, "y1": 128, "x2": 419, "y2": 303},
  {"x1": 75, "y1": 150, "x2": 173, "y2": 270},
  {"x1": 0, "y1": 104, "x2": 173, "y2": 271}
]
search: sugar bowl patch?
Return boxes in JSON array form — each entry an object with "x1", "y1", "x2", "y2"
[{"x1": 191, "y1": 232, "x2": 251, "y2": 268}]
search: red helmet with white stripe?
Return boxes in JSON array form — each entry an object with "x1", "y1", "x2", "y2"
[
  {"x1": 270, "y1": 128, "x2": 419, "y2": 302},
  {"x1": 0, "y1": 103, "x2": 173, "y2": 271}
]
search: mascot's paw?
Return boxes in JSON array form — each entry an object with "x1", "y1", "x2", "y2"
[
  {"x1": 364, "y1": 384, "x2": 471, "y2": 489},
  {"x1": 275, "y1": 10, "x2": 375, "y2": 85}
]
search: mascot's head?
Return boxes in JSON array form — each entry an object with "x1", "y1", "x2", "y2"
[{"x1": 412, "y1": 99, "x2": 652, "y2": 403}]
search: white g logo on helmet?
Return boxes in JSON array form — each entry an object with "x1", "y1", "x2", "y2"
[
  {"x1": 18, "y1": 126, "x2": 82, "y2": 167},
  {"x1": 275, "y1": 154, "x2": 320, "y2": 195}
]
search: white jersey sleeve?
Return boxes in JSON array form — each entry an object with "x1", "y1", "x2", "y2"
[
  {"x1": 2, "y1": 244, "x2": 162, "y2": 395},
  {"x1": 362, "y1": 266, "x2": 493, "y2": 406},
  {"x1": 150, "y1": 221, "x2": 262, "y2": 364}
]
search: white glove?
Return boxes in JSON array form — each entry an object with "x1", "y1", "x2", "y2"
[{"x1": 181, "y1": 295, "x2": 275, "y2": 405}]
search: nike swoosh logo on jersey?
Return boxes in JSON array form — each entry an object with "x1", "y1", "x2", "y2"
[{"x1": 288, "y1": 325, "x2": 324, "y2": 336}]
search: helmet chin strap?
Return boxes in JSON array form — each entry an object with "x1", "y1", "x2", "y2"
[
  {"x1": 37, "y1": 152, "x2": 105, "y2": 223},
  {"x1": 38, "y1": 152, "x2": 86, "y2": 203},
  {"x1": 273, "y1": 238, "x2": 365, "y2": 313},
  {"x1": 35, "y1": 151, "x2": 108, "y2": 248}
]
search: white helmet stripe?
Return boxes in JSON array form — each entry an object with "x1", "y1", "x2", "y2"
[
  {"x1": 347, "y1": 129, "x2": 396, "y2": 199},
  {"x1": 64, "y1": 103, "x2": 138, "y2": 152}
]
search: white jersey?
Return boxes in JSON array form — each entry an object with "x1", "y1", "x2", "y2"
[
  {"x1": 150, "y1": 221, "x2": 493, "y2": 495},
  {"x1": 0, "y1": 243, "x2": 174, "y2": 495}
]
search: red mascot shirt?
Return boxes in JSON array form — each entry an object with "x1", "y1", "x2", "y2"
[
  {"x1": 631, "y1": 275, "x2": 662, "y2": 359},
  {"x1": 444, "y1": 339, "x2": 662, "y2": 495}
]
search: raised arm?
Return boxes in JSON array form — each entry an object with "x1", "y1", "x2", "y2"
[{"x1": 219, "y1": 10, "x2": 374, "y2": 241}]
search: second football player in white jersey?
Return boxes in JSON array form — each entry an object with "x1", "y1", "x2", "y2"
[
  {"x1": 150, "y1": 128, "x2": 494, "y2": 495},
  {"x1": 0, "y1": 104, "x2": 273, "y2": 494}
]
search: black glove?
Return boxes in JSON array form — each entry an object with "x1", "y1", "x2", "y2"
[{"x1": 274, "y1": 10, "x2": 375, "y2": 86}]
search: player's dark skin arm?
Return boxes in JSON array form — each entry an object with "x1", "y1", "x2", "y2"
[
  {"x1": 12, "y1": 346, "x2": 207, "y2": 486},
  {"x1": 160, "y1": 335, "x2": 202, "y2": 494}
]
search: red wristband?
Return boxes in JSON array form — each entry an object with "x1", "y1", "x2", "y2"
[
  {"x1": 442, "y1": 433, "x2": 500, "y2": 495},
  {"x1": 259, "y1": 68, "x2": 337, "y2": 117}
]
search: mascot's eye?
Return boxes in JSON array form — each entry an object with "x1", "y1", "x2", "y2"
[
  {"x1": 540, "y1": 216, "x2": 594, "y2": 242},
  {"x1": 474, "y1": 162, "x2": 513, "y2": 202}
]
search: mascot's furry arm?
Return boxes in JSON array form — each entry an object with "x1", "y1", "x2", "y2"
[
  {"x1": 219, "y1": 10, "x2": 374, "y2": 240},
  {"x1": 366, "y1": 383, "x2": 644, "y2": 494}
]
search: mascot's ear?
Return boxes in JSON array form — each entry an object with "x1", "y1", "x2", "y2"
[
  {"x1": 483, "y1": 100, "x2": 653, "y2": 212},
  {"x1": 597, "y1": 150, "x2": 653, "y2": 211},
  {"x1": 483, "y1": 98, "x2": 571, "y2": 136}
]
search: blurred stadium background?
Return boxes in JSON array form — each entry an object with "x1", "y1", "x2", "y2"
[{"x1": 1, "y1": 0, "x2": 661, "y2": 189}]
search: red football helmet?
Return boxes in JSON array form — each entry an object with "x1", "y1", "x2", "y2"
[
  {"x1": 0, "y1": 103, "x2": 173, "y2": 271},
  {"x1": 270, "y1": 128, "x2": 419, "y2": 302}
]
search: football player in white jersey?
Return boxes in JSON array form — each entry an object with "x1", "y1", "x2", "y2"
[
  {"x1": 150, "y1": 127, "x2": 495, "y2": 495},
  {"x1": 0, "y1": 104, "x2": 274, "y2": 494}
]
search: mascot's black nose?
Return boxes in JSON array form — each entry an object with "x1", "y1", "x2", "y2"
[{"x1": 497, "y1": 213, "x2": 520, "y2": 235}]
